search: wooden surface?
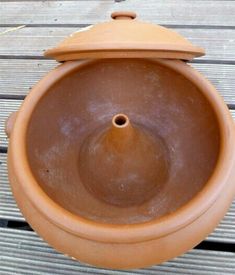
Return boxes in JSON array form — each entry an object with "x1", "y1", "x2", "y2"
[
  {"x1": 1, "y1": 228, "x2": 235, "y2": 275},
  {"x1": 0, "y1": 1, "x2": 235, "y2": 274},
  {"x1": 1, "y1": 1, "x2": 235, "y2": 27}
]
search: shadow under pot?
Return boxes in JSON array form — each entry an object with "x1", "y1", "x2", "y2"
[{"x1": 6, "y1": 12, "x2": 235, "y2": 269}]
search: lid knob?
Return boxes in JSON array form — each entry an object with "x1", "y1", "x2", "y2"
[{"x1": 111, "y1": 11, "x2": 137, "y2": 20}]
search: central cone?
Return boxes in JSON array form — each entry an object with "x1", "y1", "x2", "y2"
[{"x1": 78, "y1": 114, "x2": 169, "y2": 207}]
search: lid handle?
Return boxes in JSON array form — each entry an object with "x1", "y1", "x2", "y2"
[{"x1": 111, "y1": 11, "x2": 137, "y2": 20}]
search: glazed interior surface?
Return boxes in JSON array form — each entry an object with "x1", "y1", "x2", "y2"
[{"x1": 26, "y1": 59, "x2": 220, "y2": 224}]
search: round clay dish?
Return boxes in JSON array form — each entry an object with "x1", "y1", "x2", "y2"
[{"x1": 7, "y1": 58, "x2": 235, "y2": 268}]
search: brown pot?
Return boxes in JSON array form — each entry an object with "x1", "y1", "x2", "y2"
[{"x1": 6, "y1": 12, "x2": 235, "y2": 269}]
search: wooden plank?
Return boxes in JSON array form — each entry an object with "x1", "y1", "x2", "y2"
[
  {"x1": 1, "y1": 60, "x2": 235, "y2": 106},
  {"x1": 0, "y1": 228, "x2": 235, "y2": 274},
  {"x1": 0, "y1": 27, "x2": 234, "y2": 62},
  {"x1": 0, "y1": 152, "x2": 23, "y2": 221},
  {"x1": 0, "y1": 154, "x2": 24, "y2": 222},
  {"x1": 0, "y1": 59, "x2": 57, "y2": 97},
  {"x1": 192, "y1": 63, "x2": 235, "y2": 105},
  {"x1": 1, "y1": 1, "x2": 235, "y2": 27}
]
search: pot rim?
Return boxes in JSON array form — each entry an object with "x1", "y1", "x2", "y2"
[{"x1": 9, "y1": 58, "x2": 235, "y2": 244}]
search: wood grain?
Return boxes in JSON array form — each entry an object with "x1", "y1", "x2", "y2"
[{"x1": 1, "y1": 1, "x2": 235, "y2": 27}]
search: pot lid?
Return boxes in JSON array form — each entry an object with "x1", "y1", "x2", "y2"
[{"x1": 44, "y1": 11, "x2": 205, "y2": 61}]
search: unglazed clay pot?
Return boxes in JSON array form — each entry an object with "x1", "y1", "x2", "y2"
[{"x1": 6, "y1": 12, "x2": 235, "y2": 269}]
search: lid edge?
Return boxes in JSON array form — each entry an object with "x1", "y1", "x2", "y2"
[{"x1": 45, "y1": 45, "x2": 205, "y2": 62}]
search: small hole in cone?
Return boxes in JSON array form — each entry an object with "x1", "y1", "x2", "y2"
[{"x1": 114, "y1": 114, "x2": 128, "y2": 126}]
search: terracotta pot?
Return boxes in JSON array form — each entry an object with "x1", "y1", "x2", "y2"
[{"x1": 6, "y1": 12, "x2": 235, "y2": 269}]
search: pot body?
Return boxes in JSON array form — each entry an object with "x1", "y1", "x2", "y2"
[
  {"x1": 7, "y1": 59, "x2": 235, "y2": 269},
  {"x1": 8, "y1": 158, "x2": 235, "y2": 269}
]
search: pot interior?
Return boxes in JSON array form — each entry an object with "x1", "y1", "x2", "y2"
[{"x1": 26, "y1": 59, "x2": 220, "y2": 224}]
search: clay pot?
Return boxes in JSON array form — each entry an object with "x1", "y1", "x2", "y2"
[{"x1": 6, "y1": 12, "x2": 235, "y2": 269}]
